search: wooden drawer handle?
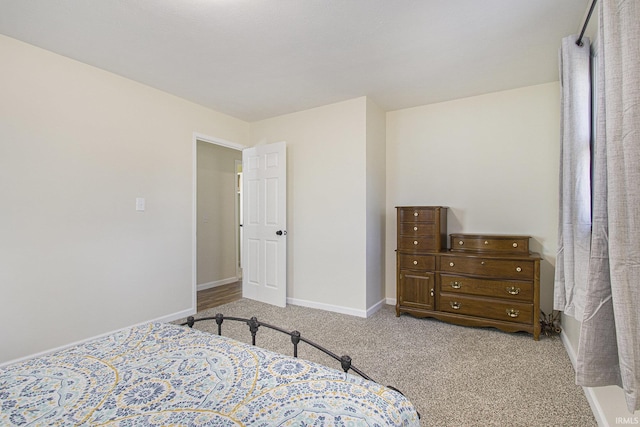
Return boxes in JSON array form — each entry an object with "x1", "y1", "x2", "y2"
[
  {"x1": 506, "y1": 286, "x2": 520, "y2": 295},
  {"x1": 506, "y1": 309, "x2": 520, "y2": 318},
  {"x1": 450, "y1": 301, "x2": 461, "y2": 310},
  {"x1": 450, "y1": 281, "x2": 462, "y2": 289}
]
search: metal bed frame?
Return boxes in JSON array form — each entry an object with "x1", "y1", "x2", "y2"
[
  {"x1": 182, "y1": 314, "x2": 372, "y2": 380},
  {"x1": 181, "y1": 313, "x2": 409, "y2": 398}
]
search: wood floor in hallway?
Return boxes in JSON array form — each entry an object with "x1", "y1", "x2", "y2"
[{"x1": 197, "y1": 281, "x2": 242, "y2": 312}]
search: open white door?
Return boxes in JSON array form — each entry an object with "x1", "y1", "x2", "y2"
[{"x1": 242, "y1": 141, "x2": 287, "y2": 307}]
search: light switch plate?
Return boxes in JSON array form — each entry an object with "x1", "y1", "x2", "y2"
[{"x1": 136, "y1": 197, "x2": 145, "y2": 211}]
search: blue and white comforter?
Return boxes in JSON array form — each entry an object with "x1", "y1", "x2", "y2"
[{"x1": 0, "y1": 322, "x2": 420, "y2": 426}]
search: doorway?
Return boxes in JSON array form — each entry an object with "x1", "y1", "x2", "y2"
[{"x1": 194, "y1": 134, "x2": 244, "y2": 310}]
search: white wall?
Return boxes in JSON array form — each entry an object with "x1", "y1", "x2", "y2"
[
  {"x1": 0, "y1": 34, "x2": 249, "y2": 363},
  {"x1": 385, "y1": 82, "x2": 561, "y2": 313},
  {"x1": 365, "y1": 98, "x2": 387, "y2": 309},
  {"x1": 249, "y1": 98, "x2": 369, "y2": 314},
  {"x1": 196, "y1": 141, "x2": 242, "y2": 288}
]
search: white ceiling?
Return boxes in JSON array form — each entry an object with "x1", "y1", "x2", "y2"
[{"x1": 0, "y1": 0, "x2": 589, "y2": 122}]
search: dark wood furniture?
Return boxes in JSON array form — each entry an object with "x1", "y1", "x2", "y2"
[
  {"x1": 395, "y1": 208, "x2": 541, "y2": 340},
  {"x1": 396, "y1": 206, "x2": 447, "y2": 312}
]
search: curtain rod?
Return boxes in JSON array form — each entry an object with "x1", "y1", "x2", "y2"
[{"x1": 576, "y1": 0, "x2": 598, "y2": 46}]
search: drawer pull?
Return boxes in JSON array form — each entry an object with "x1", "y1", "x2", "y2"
[
  {"x1": 512, "y1": 242, "x2": 518, "y2": 248},
  {"x1": 458, "y1": 240, "x2": 464, "y2": 245},
  {"x1": 413, "y1": 260, "x2": 418, "y2": 265},
  {"x1": 451, "y1": 281, "x2": 462, "y2": 289},
  {"x1": 413, "y1": 240, "x2": 418, "y2": 245},
  {"x1": 430, "y1": 288, "x2": 434, "y2": 297},
  {"x1": 484, "y1": 240, "x2": 489, "y2": 245},
  {"x1": 449, "y1": 262, "x2": 455, "y2": 267},
  {"x1": 506, "y1": 286, "x2": 521, "y2": 295},
  {"x1": 506, "y1": 309, "x2": 520, "y2": 318},
  {"x1": 516, "y1": 266, "x2": 522, "y2": 272},
  {"x1": 413, "y1": 226, "x2": 418, "y2": 231},
  {"x1": 481, "y1": 261, "x2": 486, "y2": 265},
  {"x1": 414, "y1": 212, "x2": 419, "y2": 217},
  {"x1": 450, "y1": 301, "x2": 462, "y2": 310}
]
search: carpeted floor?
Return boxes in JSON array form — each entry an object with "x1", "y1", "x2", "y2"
[{"x1": 184, "y1": 298, "x2": 596, "y2": 427}]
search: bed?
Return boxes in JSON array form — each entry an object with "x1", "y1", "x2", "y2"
[{"x1": 0, "y1": 320, "x2": 420, "y2": 426}]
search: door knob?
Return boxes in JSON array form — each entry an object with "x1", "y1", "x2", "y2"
[{"x1": 276, "y1": 230, "x2": 287, "y2": 236}]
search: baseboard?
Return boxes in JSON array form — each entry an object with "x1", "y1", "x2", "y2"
[
  {"x1": 0, "y1": 307, "x2": 196, "y2": 368},
  {"x1": 197, "y1": 277, "x2": 239, "y2": 291},
  {"x1": 560, "y1": 329, "x2": 578, "y2": 369},
  {"x1": 287, "y1": 297, "x2": 368, "y2": 318},
  {"x1": 366, "y1": 299, "x2": 385, "y2": 317},
  {"x1": 386, "y1": 297, "x2": 397, "y2": 306},
  {"x1": 560, "y1": 329, "x2": 609, "y2": 427}
]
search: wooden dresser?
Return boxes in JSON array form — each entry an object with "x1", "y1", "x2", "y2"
[{"x1": 395, "y1": 207, "x2": 541, "y2": 340}]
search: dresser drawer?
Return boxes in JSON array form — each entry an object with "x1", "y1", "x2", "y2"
[
  {"x1": 398, "y1": 236, "x2": 439, "y2": 251},
  {"x1": 398, "y1": 254, "x2": 436, "y2": 270},
  {"x1": 439, "y1": 274, "x2": 533, "y2": 301},
  {"x1": 439, "y1": 293, "x2": 533, "y2": 324},
  {"x1": 399, "y1": 222, "x2": 438, "y2": 237},
  {"x1": 397, "y1": 207, "x2": 437, "y2": 223},
  {"x1": 440, "y1": 256, "x2": 535, "y2": 280},
  {"x1": 450, "y1": 234, "x2": 529, "y2": 254}
]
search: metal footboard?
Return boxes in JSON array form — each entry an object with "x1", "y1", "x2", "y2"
[
  {"x1": 181, "y1": 314, "x2": 373, "y2": 381},
  {"x1": 181, "y1": 313, "x2": 420, "y2": 419}
]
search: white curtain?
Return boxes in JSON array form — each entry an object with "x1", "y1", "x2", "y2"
[
  {"x1": 576, "y1": 0, "x2": 640, "y2": 413},
  {"x1": 554, "y1": 34, "x2": 592, "y2": 320}
]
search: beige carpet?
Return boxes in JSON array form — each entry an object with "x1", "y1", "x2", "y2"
[{"x1": 184, "y1": 298, "x2": 596, "y2": 427}]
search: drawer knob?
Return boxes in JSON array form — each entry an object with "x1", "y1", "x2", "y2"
[
  {"x1": 413, "y1": 226, "x2": 418, "y2": 231},
  {"x1": 516, "y1": 266, "x2": 522, "y2": 272},
  {"x1": 450, "y1": 301, "x2": 461, "y2": 310},
  {"x1": 413, "y1": 260, "x2": 418, "y2": 265},
  {"x1": 506, "y1": 286, "x2": 521, "y2": 295},
  {"x1": 430, "y1": 288, "x2": 434, "y2": 297},
  {"x1": 481, "y1": 261, "x2": 486, "y2": 265},
  {"x1": 413, "y1": 240, "x2": 418, "y2": 245},
  {"x1": 449, "y1": 262, "x2": 455, "y2": 267},
  {"x1": 451, "y1": 281, "x2": 462, "y2": 289},
  {"x1": 414, "y1": 212, "x2": 418, "y2": 217},
  {"x1": 458, "y1": 240, "x2": 464, "y2": 245},
  {"x1": 506, "y1": 309, "x2": 520, "y2": 318},
  {"x1": 512, "y1": 242, "x2": 518, "y2": 248},
  {"x1": 484, "y1": 240, "x2": 489, "y2": 245}
]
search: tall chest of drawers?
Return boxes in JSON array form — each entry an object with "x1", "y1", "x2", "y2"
[
  {"x1": 395, "y1": 207, "x2": 447, "y2": 313},
  {"x1": 395, "y1": 208, "x2": 541, "y2": 340}
]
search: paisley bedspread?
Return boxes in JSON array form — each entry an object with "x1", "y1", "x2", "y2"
[{"x1": 0, "y1": 322, "x2": 420, "y2": 426}]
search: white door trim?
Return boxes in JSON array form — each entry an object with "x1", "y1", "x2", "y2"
[{"x1": 192, "y1": 132, "x2": 246, "y2": 312}]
